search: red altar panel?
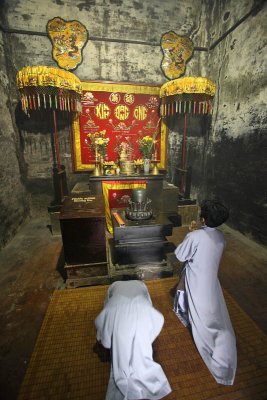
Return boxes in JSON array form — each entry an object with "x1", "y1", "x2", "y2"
[{"x1": 72, "y1": 81, "x2": 167, "y2": 171}]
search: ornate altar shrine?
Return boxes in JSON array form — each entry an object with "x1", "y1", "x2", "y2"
[
  {"x1": 56, "y1": 78, "x2": 183, "y2": 286},
  {"x1": 72, "y1": 80, "x2": 167, "y2": 172}
]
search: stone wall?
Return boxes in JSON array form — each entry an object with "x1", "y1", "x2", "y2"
[
  {"x1": 0, "y1": 29, "x2": 29, "y2": 248},
  {"x1": 205, "y1": 0, "x2": 267, "y2": 244},
  {"x1": 166, "y1": 0, "x2": 267, "y2": 245},
  {"x1": 3, "y1": 0, "x2": 206, "y2": 82}
]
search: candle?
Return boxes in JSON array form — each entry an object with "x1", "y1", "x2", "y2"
[
  {"x1": 29, "y1": 95, "x2": 32, "y2": 110},
  {"x1": 95, "y1": 144, "x2": 98, "y2": 160},
  {"x1": 33, "y1": 95, "x2": 36, "y2": 110},
  {"x1": 112, "y1": 212, "x2": 125, "y2": 227},
  {"x1": 153, "y1": 140, "x2": 157, "y2": 160}
]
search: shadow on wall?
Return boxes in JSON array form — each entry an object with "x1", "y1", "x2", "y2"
[
  {"x1": 14, "y1": 104, "x2": 74, "y2": 214},
  {"x1": 15, "y1": 104, "x2": 71, "y2": 134},
  {"x1": 205, "y1": 130, "x2": 267, "y2": 245},
  {"x1": 166, "y1": 113, "x2": 212, "y2": 198},
  {"x1": 14, "y1": 102, "x2": 72, "y2": 176}
]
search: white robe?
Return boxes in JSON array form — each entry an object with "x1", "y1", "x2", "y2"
[
  {"x1": 95, "y1": 280, "x2": 172, "y2": 400},
  {"x1": 173, "y1": 226, "x2": 237, "y2": 385}
]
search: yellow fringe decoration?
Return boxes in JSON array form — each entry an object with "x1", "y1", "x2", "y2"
[
  {"x1": 16, "y1": 66, "x2": 82, "y2": 93},
  {"x1": 160, "y1": 76, "x2": 216, "y2": 98}
]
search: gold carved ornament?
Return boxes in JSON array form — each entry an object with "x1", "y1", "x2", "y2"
[
  {"x1": 47, "y1": 17, "x2": 88, "y2": 71},
  {"x1": 72, "y1": 81, "x2": 167, "y2": 172},
  {"x1": 160, "y1": 31, "x2": 194, "y2": 80}
]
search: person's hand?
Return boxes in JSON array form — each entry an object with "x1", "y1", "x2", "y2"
[{"x1": 189, "y1": 220, "x2": 198, "y2": 231}]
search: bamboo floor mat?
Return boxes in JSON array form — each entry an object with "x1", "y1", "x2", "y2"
[{"x1": 18, "y1": 277, "x2": 267, "y2": 400}]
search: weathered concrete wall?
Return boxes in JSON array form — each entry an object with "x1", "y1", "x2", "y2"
[
  {"x1": 1, "y1": 0, "x2": 266, "y2": 247},
  {"x1": 3, "y1": 0, "x2": 206, "y2": 82},
  {"x1": 165, "y1": 0, "x2": 267, "y2": 245},
  {"x1": 205, "y1": 0, "x2": 267, "y2": 245},
  {"x1": 0, "y1": 0, "x2": 208, "y2": 247},
  {"x1": 0, "y1": 29, "x2": 30, "y2": 248}
]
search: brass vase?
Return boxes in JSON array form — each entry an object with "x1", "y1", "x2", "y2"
[{"x1": 99, "y1": 155, "x2": 104, "y2": 175}]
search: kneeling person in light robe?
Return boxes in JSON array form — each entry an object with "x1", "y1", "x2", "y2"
[
  {"x1": 173, "y1": 199, "x2": 237, "y2": 385},
  {"x1": 95, "y1": 280, "x2": 172, "y2": 400}
]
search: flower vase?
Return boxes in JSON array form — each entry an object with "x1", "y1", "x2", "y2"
[{"x1": 143, "y1": 158, "x2": 150, "y2": 174}]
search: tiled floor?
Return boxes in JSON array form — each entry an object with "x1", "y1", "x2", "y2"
[{"x1": 0, "y1": 216, "x2": 266, "y2": 400}]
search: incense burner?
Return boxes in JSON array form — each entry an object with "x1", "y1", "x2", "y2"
[{"x1": 125, "y1": 188, "x2": 153, "y2": 220}]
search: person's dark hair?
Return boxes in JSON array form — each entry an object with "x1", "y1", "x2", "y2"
[{"x1": 200, "y1": 199, "x2": 229, "y2": 227}]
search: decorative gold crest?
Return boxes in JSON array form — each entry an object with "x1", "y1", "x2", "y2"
[
  {"x1": 160, "y1": 31, "x2": 194, "y2": 80},
  {"x1": 47, "y1": 17, "x2": 88, "y2": 71}
]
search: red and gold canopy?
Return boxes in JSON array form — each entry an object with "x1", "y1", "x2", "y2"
[
  {"x1": 16, "y1": 66, "x2": 82, "y2": 113},
  {"x1": 160, "y1": 76, "x2": 216, "y2": 116}
]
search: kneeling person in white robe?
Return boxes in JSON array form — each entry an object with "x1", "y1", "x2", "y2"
[
  {"x1": 95, "y1": 280, "x2": 172, "y2": 400},
  {"x1": 173, "y1": 199, "x2": 237, "y2": 385}
]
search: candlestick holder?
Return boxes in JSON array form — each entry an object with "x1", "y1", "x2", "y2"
[
  {"x1": 151, "y1": 159, "x2": 159, "y2": 175},
  {"x1": 135, "y1": 164, "x2": 141, "y2": 175},
  {"x1": 92, "y1": 160, "x2": 101, "y2": 176},
  {"x1": 91, "y1": 148, "x2": 102, "y2": 176}
]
